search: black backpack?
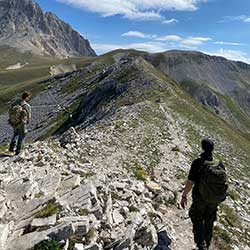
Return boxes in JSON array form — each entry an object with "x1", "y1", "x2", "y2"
[{"x1": 198, "y1": 160, "x2": 228, "y2": 204}]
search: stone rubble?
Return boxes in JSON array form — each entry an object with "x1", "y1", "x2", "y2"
[{"x1": 0, "y1": 102, "x2": 249, "y2": 250}]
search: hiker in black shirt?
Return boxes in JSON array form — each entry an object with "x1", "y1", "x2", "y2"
[{"x1": 181, "y1": 139, "x2": 223, "y2": 250}]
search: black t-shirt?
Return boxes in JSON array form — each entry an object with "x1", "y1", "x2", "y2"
[
  {"x1": 188, "y1": 158, "x2": 204, "y2": 183},
  {"x1": 188, "y1": 157, "x2": 206, "y2": 197}
]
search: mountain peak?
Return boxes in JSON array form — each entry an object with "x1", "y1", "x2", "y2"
[{"x1": 0, "y1": 0, "x2": 96, "y2": 58}]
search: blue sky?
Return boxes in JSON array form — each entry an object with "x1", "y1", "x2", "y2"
[{"x1": 36, "y1": 0, "x2": 250, "y2": 62}]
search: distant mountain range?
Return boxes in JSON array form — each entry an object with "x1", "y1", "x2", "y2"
[{"x1": 0, "y1": 0, "x2": 96, "y2": 58}]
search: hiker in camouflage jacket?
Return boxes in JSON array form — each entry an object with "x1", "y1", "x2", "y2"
[{"x1": 9, "y1": 92, "x2": 32, "y2": 155}]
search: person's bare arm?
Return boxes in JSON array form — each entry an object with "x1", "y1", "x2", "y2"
[{"x1": 181, "y1": 180, "x2": 194, "y2": 209}]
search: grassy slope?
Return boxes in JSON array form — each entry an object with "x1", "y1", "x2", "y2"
[
  {"x1": 0, "y1": 49, "x2": 249, "y2": 248},
  {"x1": 55, "y1": 55, "x2": 250, "y2": 249},
  {"x1": 0, "y1": 46, "x2": 96, "y2": 112}
]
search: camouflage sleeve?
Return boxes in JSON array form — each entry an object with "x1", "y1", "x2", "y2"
[{"x1": 23, "y1": 103, "x2": 32, "y2": 123}]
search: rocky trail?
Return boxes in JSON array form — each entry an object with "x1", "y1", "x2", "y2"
[
  {"x1": 0, "y1": 53, "x2": 249, "y2": 250},
  {"x1": 0, "y1": 104, "x2": 199, "y2": 250}
]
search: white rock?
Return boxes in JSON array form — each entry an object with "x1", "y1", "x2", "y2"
[
  {"x1": 39, "y1": 173, "x2": 61, "y2": 195},
  {"x1": 83, "y1": 243, "x2": 102, "y2": 250},
  {"x1": 31, "y1": 214, "x2": 57, "y2": 227},
  {"x1": 158, "y1": 204, "x2": 168, "y2": 214},
  {"x1": 59, "y1": 216, "x2": 89, "y2": 236},
  {"x1": 0, "y1": 203, "x2": 7, "y2": 220},
  {"x1": 113, "y1": 209, "x2": 124, "y2": 225},
  {"x1": 105, "y1": 194, "x2": 113, "y2": 225},
  {"x1": 0, "y1": 224, "x2": 9, "y2": 250},
  {"x1": 74, "y1": 243, "x2": 84, "y2": 250},
  {"x1": 62, "y1": 175, "x2": 81, "y2": 189},
  {"x1": 146, "y1": 181, "x2": 161, "y2": 192}
]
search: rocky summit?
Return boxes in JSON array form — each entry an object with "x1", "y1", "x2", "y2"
[
  {"x1": 0, "y1": 0, "x2": 96, "y2": 58},
  {"x1": 0, "y1": 52, "x2": 250, "y2": 250}
]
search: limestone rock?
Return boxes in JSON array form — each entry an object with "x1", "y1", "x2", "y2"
[
  {"x1": 31, "y1": 214, "x2": 57, "y2": 227},
  {"x1": 0, "y1": 224, "x2": 9, "y2": 250},
  {"x1": 59, "y1": 216, "x2": 89, "y2": 236},
  {"x1": 39, "y1": 173, "x2": 61, "y2": 195},
  {"x1": 74, "y1": 243, "x2": 84, "y2": 250},
  {"x1": 58, "y1": 175, "x2": 81, "y2": 191},
  {"x1": 84, "y1": 243, "x2": 102, "y2": 250},
  {"x1": 146, "y1": 181, "x2": 161, "y2": 193},
  {"x1": 112, "y1": 209, "x2": 124, "y2": 225}
]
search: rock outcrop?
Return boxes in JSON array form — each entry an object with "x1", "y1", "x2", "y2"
[{"x1": 0, "y1": 0, "x2": 96, "y2": 58}]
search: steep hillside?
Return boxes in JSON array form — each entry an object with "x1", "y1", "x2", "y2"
[
  {"x1": 0, "y1": 53, "x2": 249, "y2": 250},
  {"x1": 146, "y1": 50, "x2": 250, "y2": 133},
  {"x1": 0, "y1": 0, "x2": 96, "y2": 58}
]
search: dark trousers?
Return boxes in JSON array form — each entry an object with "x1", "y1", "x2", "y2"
[
  {"x1": 9, "y1": 124, "x2": 26, "y2": 154},
  {"x1": 189, "y1": 198, "x2": 218, "y2": 249}
]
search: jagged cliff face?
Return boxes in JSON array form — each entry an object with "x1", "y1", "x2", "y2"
[{"x1": 0, "y1": 0, "x2": 96, "y2": 58}]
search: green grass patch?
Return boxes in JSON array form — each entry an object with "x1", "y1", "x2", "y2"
[
  {"x1": 79, "y1": 208, "x2": 89, "y2": 216},
  {"x1": 35, "y1": 202, "x2": 58, "y2": 218},
  {"x1": 133, "y1": 168, "x2": 148, "y2": 181},
  {"x1": 214, "y1": 225, "x2": 233, "y2": 250},
  {"x1": 34, "y1": 240, "x2": 60, "y2": 250},
  {"x1": 34, "y1": 192, "x2": 43, "y2": 199},
  {"x1": 221, "y1": 204, "x2": 242, "y2": 228},
  {"x1": 80, "y1": 171, "x2": 95, "y2": 178}
]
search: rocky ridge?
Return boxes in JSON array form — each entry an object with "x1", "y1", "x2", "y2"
[
  {"x1": 0, "y1": 100, "x2": 250, "y2": 249},
  {"x1": 0, "y1": 54, "x2": 250, "y2": 249},
  {"x1": 0, "y1": 0, "x2": 96, "y2": 58},
  {"x1": 0, "y1": 114, "x2": 194, "y2": 250}
]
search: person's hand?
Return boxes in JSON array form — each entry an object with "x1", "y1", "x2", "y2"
[{"x1": 181, "y1": 196, "x2": 187, "y2": 209}]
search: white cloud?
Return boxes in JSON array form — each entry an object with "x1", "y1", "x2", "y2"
[
  {"x1": 57, "y1": 0, "x2": 207, "y2": 20},
  {"x1": 162, "y1": 18, "x2": 179, "y2": 24},
  {"x1": 122, "y1": 31, "x2": 156, "y2": 39},
  {"x1": 92, "y1": 41, "x2": 168, "y2": 54},
  {"x1": 180, "y1": 37, "x2": 212, "y2": 48},
  {"x1": 214, "y1": 41, "x2": 245, "y2": 46},
  {"x1": 221, "y1": 15, "x2": 250, "y2": 23},
  {"x1": 121, "y1": 31, "x2": 211, "y2": 49},
  {"x1": 156, "y1": 35, "x2": 182, "y2": 41},
  {"x1": 207, "y1": 48, "x2": 250, "y2": 63}
]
